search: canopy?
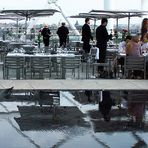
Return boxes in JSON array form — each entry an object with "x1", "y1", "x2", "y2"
[
  {"x1": 89, "y1": 10, "x2": 148, "y2": 19},
  {"x1": 0, "y1": 9, "x2": 59, "y2": 41},
  {"x1": 90, "y1": 10, "x2": 148, "y2": 31},
  {"x1": 70, "y1": 10, "x2": 148, "y2": 31},
  {"x1": 0, "y1": 13, "x2": 25, "y2": 21},
  {"x1": 1, "y1": 9, "x2": 59, "y2": 19}
]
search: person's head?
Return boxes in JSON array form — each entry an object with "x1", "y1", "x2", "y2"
[
  {"x1": 131, "y1": 35, "x2": 140, "y2": 43},
  {"x1": 141, "y1": 18, "x2": 148, "y2": 41},
  {"x1": 101, "y1": 18, "x2": 108, "y2": 26},
  {"x1": 85, "y1": 17, "x2": 90, "y2": 25},
  {"x1": 141, "y1": 18, "x2": 148, "y2": 30},
  {"x1": 61, "y1": 22, "x2": 65, "y2": 26},
  {"x1": 44, "y1": 24, "x2": 48, "y2": 28},
  {"x1": 125, "y1": 35, "x2": 132, "y2": 43}
]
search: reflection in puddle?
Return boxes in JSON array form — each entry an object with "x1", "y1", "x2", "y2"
[{"x1": 0, "y1": 90, "x2": 148, "y2": 148}]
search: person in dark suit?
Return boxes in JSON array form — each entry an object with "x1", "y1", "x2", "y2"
[
  {"x1": 41, "y1": 25, "x2": 51, "y2": 47},
  {"x1": 96, "y1": 18, "x2": 112, "y2": 76},
  {"x1": 82, "y1": 18, "x2": 93, "y2": 60},
  {"x1": 57, "y1": 22, "x2": 69, "y2": 47}
]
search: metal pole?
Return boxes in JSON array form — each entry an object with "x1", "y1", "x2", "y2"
[
  {"x1": 48, "y1": 1, "x2": 80, "y2": 37},
  {"x1": 127, "y1": 13, "x2": 130, "y2": 34},
  {"x1": 93, "y1": 18, "x2": 97, "y2": 40},
  {"x1": 116, "y1": 18, "x2": 119, "y2": 31}
]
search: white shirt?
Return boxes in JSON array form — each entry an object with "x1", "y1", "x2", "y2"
[
  {"x1": 118, "y1": 41, "x2": 126, "y2": 53},
  {"x1": 141, "y1": 42, "x2": 148, "y2": 53}
]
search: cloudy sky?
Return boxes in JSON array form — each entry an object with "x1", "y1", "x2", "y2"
[{"x1": 0, "y1": 0, "x2": 147, "y2": 25}]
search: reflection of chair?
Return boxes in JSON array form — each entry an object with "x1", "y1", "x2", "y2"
[
  {"x1": 33, "y1": 90, "x2": 60, "y2": 118},
  {"x1": 30, "y1": 57, "x2": 51, "y2": 79},
  {"x1": 61, "y1": 56, "x2": 81, "y2": 79},
  {"x1": 38, "y1": 90, "x2": 60, "y2": 107},
  {"x1": 15, "y1": 106, "x2": 88, "y2": 131},
  {"x1": 4, "y1": 56, "x2": 25, "y2": 79},
  {"x1": 124, "y1": 56, "x2": 146, "y2": 79},
  {"x1": 127, "y1": 91, "x2": 148, "y2": 126}
]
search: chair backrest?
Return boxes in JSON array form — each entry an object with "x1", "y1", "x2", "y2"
[
  {"x1": 106, "y1": 51, "x2": 117, "y2": 60},
  {"x1": 39, "y1": 90, "x2": 60, "y2": 106},
  {"x1": 90, "y1": 47, "x2": 99, "y2": 62},
  {"x1": 127, "y1": 90, "x2": 148, "y2": 103},
  {"x1": 90, "y1": 47, "x2": 97, "y2": 56},
  {"x1": 63, "y1": 56, "x2": 81, "y2": 68},
  {"x1": 4, "y1": 56, "x2": 24, "y2": 69},
  {"x1": 31, "y1": 57, "x2": 51, "y2": 69},
  {"x1": 124, "y1": 56, "x2": 146, "y2": 78}
]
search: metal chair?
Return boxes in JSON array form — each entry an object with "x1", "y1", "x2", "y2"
[
  {"x1": 87, "y1": 48, "x2": 115, "y2": 78},
  {"x1": 4, "y1": 56, "x2": 25, "y2": 79},
  {"x1": 124, "y1": 56, "x2": 146, "y2": 79},
  {"x1": 30, "y1": 57, "x2": 51, "y2": 79},
  {"x1": 61, "y1": 56, "x2": 81, "y2": 79}
]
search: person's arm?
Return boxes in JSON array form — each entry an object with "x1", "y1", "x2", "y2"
[
  {"x1": 47, "y1": 29, "x2": 51, "y2": 37},
  {"x1": 88, "y1": 26, "x2": 93, "y2": 41},
  {"x1": 66, "y1": 27, "x2": 69, "y2": 35},
  {"x1": 56, "y1": 29, "x2": 59, "y2": 35},
  {"x1": 125, "y1": 42, "x2": 132, "y2": 55}
]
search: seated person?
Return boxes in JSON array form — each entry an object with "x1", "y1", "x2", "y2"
[
  {"x1": 113, "y1": 35, "x2": 132, "y2": 77},
  {"x1": 141, "y1": 33, "x2": 148, "y2": 78},
  {"x1": 125, "y1": 35, "x2": 143, "y2": 78},
  {"x1": 126, "y1": 35, "x2": 141, "y2": 56},
  {"x1": 141, "y1": 33, "x2": 148, "y2": 53},
  {"x1": 118, "y1": 35, "x2": 132, "y2": 53}
]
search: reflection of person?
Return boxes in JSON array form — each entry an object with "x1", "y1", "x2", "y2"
[
  {"x1": 96, "y1": 18, "x2": 112, "y2": 75},
  {"x1": 57, "y1": 22, "x2": 69, "y2": 47},
  {"x1": 99, "y1": 91, "x2": 115, "y2": 122},
  {"x1": 127, "y1": 91, "x2": 146, "y2": 127},
  {"x1": 82, "y1": 18, "x2": 93, "y2": 54},
  {"x1": 41, "y1": 25, "x2": 51, "y2": 47},
  {"x1": 140, "y1": 18, "x2": 148, "y2": 42}
]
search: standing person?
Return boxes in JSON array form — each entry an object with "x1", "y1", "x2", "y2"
[
  {"x1": 96, "y1": 18, "x2": 112, "y2": 77},
  {"x1": 82, "y1": 18, "x2": 93, "y2": 61},
  {"x1": 140, "y1": 18, "x2": 148, "y2": 42},
  {"x1": 141, "y1": 18, "x2": 148, "y2": 79},
  {"x1": 41, "y1": 25, "x2": 51, "y2": 47},
  {"x1": 57, "y1": 22, "x2": 69, "y2": 47}
]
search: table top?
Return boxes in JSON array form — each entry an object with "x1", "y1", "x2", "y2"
[
  {"x1": 0, "y1": 79, "x2": 147, "y2": 90},
  {"x1": 6, "y1": 53, "x2": 81, "y2": 58}
]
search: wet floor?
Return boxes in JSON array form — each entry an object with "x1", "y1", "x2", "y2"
[{"x1": 0, "y1": 91, "x2": 148, "y2": 148}]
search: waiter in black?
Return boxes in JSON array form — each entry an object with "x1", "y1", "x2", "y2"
[
  {"x1": 82, "y1": 18, "x2": 93, "y2": 54},
  {"x1": 96, "y1": 18, "x2": 112, "y2": 74},
  {"x1": 57, "y1": 22, "x2": 69, "y2": 47}
]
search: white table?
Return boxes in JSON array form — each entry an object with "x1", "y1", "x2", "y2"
[{"x1": 5, "y1": 53, "x2": 81, "y2": 79}]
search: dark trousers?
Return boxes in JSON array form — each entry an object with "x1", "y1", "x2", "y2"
[
  {"x1": 83, "y1": 41, "x2": 91, "y2": 53},
  {"x1": 43, "y1": 38, "x2": 49, "y2": 47},
  {"x1": 60, "y1": 38, "x2": 66, "y2": 47},
  {"x1": 97, "y1": 44, "x2": 107, "y2": 72}
]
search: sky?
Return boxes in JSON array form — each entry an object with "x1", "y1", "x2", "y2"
[{"x1": 0, "y1": 0, "x2": 147, "y2": 25}]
